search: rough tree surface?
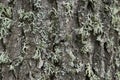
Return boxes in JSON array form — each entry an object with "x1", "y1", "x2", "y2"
[{"x1": 0, "y1": 0, "x2": 120, "y2": 80}]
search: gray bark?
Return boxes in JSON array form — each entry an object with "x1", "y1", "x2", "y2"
[{"x1": 0, "y1": 0, "x2": 120, "y2": 80}]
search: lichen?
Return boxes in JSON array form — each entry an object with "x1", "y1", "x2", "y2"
[
  {"x1": 0, "y1": 52, "x2": 10, "y2": 64},
  {"x1": 0, "y1": 3, "x2": 12, "y2": 39}
]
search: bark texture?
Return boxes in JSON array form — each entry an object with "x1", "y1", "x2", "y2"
[{"x1": 0, "y1": 0, "x2": 120, "y2": 80}]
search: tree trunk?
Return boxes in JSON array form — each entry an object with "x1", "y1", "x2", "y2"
[{"x1": 0, "y1": 0, "x2": 120, "y2": 80}]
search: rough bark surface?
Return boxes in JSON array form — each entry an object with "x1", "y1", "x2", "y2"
[{"x1": 0, "y1": 0, "x2": 120, "y2": 80}]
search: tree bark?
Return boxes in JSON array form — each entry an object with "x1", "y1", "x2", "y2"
[{"x1": 0, "y1": 0, "x2": 120, "y2": 80}]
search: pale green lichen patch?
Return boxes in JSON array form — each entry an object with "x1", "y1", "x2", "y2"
[
  {"x1": 116, "y1": 71, "x2": 120, "y2": 79},
  {"x1": 85, "y1": 63, "x2": 100, "y2": 80},
  {"x1": 0, "y1": 3, "x2": 12, "y2": 39},
  {"x1": 62, "y1": 1, "x2": 73, "y2": 17},
  {"x1": 0, "y1": 52, "x2": 10, "y2": 64},
  {"x1": 110, "y1": 2, "x2": 120, "y2": 35},
  {"x1": 0, "y1": 3, "x2": 12, "y2": 18},
  {"x1": 0, "y1": 0, "x2": 120, "y2": 79},
  {"x1": 0, "y1": 17, "x2": 12, "y2": 39},
  {"x1": 18, "y1": 9, "x2": 34, "y2": 23}
]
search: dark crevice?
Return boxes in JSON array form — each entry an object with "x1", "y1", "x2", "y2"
[
  {"x1": 85, "y1": 65, "x2": 90, "y2": 80},
  {"x1": 103, "y1": 42, "x2": 109, "y2": 54},
  {"x1": 48, "y1": 0, "x2": 58, "y2": 9},
  {"x1": 102, "y1": 0, "x2": 112, "y2": 5},
  {"x1": 8, "y1": 0, "x2": 15, "y2": 7},
  {"x1": 10, "y1": 70, "x2": 17, "y2": 79},
  {"x1": 87, "y1": 0, "x2": 95, "y2": 12},
  {"x1": 103, "y1": 42, "x2": 111, "y2": 66},
  {"x1": 1, "y1": 38, "x2": 6, "y2": 52},
  {"x1": 85, "y1": 74, "x2": 90, "y2": 80},
  {"x1": 50, "y1": 73, "x2": 55, "y2": 80},
  {"x1": 21, "y1": 27, "x2": 25, "y2": 37},
  {"x1": 47, "y1": 0, "x2": 55, "y2": 4},
  {"x1": 0, "y1": 65, "x2": 2, "y2": 80},
  {"x1": 74, "y1": 5, "x2": 80, "y2": 28}
]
